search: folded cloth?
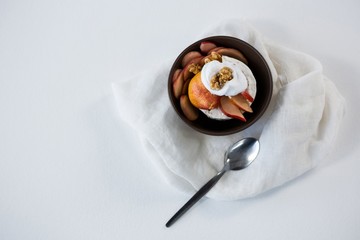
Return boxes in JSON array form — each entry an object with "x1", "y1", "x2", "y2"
[{"x1": 112, "y1": 19, "x2": 345, "y2": 200}]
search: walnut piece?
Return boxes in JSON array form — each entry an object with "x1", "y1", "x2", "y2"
[
  {"x1": 210, "y1": 67, "x2": 233, "y2": 90},
  {"x1": 204, "y1": 51, "x2": 222, "y2": 63},
  {"x1": 188, "y1": 63, "x2": 202, "y2": 74}
]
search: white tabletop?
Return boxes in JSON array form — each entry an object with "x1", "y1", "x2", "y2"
[{"x1": 1, "y1": 0, "x2": 360, "y2": 239}]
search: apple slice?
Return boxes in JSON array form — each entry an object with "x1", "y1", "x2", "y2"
[
  {"x1": 172, "y1": 72, "x2": 184, "y2": 99},
  {"x1": 219, "y1": 96, "x2": 246, "y2": 122},
  {"x1": 241, "y1": 90, "x2": 254, "y2": 102},
  {"x1": 180, "y1": 95, "x2": 199, "y2": 121},
  {"x1": 172, "y1": 69, "x2": 182, "y2": 82},
  {"x1": 181, "y1": 51, "x2": 202, "y2": 67},
  {"x1": 217, "y1": 48, "x2": 248, "y2": 65},
  {"x1": 199, "y1": 41, "x2": 217, "y2": 54},
  {"x1": 229, "y1": 94, "x2": 253, "y2": 113}
]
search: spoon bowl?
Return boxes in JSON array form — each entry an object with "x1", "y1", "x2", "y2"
[
  {"x1": 166, "y1": 137, "x2": 260, "y2": 227},
  {"x1": 225, "y1": 137, "x2": 260, "y2": 170}
]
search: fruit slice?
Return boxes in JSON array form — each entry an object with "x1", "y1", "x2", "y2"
[
  {"x1": 229, "y1": 94, "x2": 253, "y2": 113},
  {"x1": 241, "y1": 90, "x2": 254, "y2": 102},
  {"x1": 199, "y1": 41, "x2": 217, "y2": 54},
  {"x1": 172, "y1": 72, "x2": 184, "y2": 99},
  {"x1": 181, "y1": 78, "x2": 190, "y2": 95},
  {"x1": 199, "y1": 55, "x2": 210, "y2": 66},
  {"x1": 182, "y1": 56, "x2": 203, "y2": 81},
  {"x1": 219, "y1": 96, "x2": 246, "y2": 122},
  {"x1": 209, "y1": 47, "x2": 225, "y2": 53},
  {"x1": 181, "y1": 51, "x2": 202, "y2": 67},
  {"x1": 188, "y1": 72, "x2": 220, "y2": 110},
  {"x1": 217, "y1": 48, "x2": 248, "y2": 65},
  {"x1": 180, "y1": 95, "x2": 199, "y2": 121},
  {"x1": 172, "y1": 69, "x2": 182, "y2": 82}
]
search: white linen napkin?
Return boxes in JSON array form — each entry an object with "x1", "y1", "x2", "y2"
[{"x1": 112, "y1": 19, "x2": 345, "y2": 200}]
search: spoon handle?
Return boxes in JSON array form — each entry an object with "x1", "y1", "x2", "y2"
[{"x1": 166, "y1": 170, "x2": 226, "y2": 228}]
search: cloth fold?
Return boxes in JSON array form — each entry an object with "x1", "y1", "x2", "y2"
[{"x1": 112, "y1": 19, "x2": 345, "y2": 200}]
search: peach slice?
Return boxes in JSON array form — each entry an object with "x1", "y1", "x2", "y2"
[
  {"x1": 188, "y1": 72, "x2": 220, "y2": 110},
  {"x1": 199, "y1": 41, "x2": 217, "y2": 54},
  {"x1": 172, "y1": 69, "x2": 182, "y2": 82},
  {"x1": 180, "y1": 95, "x2": 199, "y2": 121},
  {"x1": 173, "y1": 71, "x2": 184, "y2": 99},
  {"x1": 229, "y1": 94, "x2": 253, "y2": 113},
  {"x1": 181, "y1": 51, "x2": 202, "y2": 67},
  {"x1": 220, "y1": 96, "x2": 246, "y2": 122},
  {"x1": 199, "y1": 55, "x2": 209, "y2": 66},
  {"x1": 183, "y1": 70, "x2": 194, "y2": 83},
  {"x1": 241, "y1": 90, "x2": 254, "y2": 103},
  {"x1": 181, "y1": 78, "x2": 190, "y2": 95},
  {"x1": 209, "y1": 47, "x2": 225, "y2": 53},
  {"x1": 217, "y1": 48, "x2": 248, "y2": 65}
]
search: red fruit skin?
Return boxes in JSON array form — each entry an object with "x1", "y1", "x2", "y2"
[
  {"x1": 180, "y1": 95, "x2": 199, "y2": 121},
  {"x1": 172, "y1": 72, "x2": 184, "y2": 99},
  {"x1": 209, "y1": 47, "x2": 225, "y2": 53},
  {"x1": 229, "y1": 94, "x2": 253, "y2": 113},
  {"x1": 182, "y1": 56, "x2": 203, "y2": 81},
  {"x1": 181, "y1": 51, "x2": 202, "y2": 68},
  {"x1": 216, "y1": 48, "x2": 248, "y2": 65},
  {"x1": 181, "y1": 78, "x2": 190, "y2": 95},
  {"x1": 241, "y1": 90, "x2": 254, "y2": 103},
  {"x1": 219, "y1": 96, "x2": 246, "y2": 122},
  {"x1": 188, "y1": 73, "x2": 220, "y2": 110},
  {"x1": 199, "y1": 41, "x2": 217, "y2": 54},
  {"x1": 172, "y1": 69, "x2": 182, "y2": 83}
]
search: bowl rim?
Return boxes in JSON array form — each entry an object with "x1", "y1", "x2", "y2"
[{"x1": 168, "y1": 35, "x2": 273, "y2": 136}]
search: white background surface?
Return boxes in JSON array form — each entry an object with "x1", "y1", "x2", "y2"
[{"x1": 1, "y1": 0, "x2": 360, "y2": 239}]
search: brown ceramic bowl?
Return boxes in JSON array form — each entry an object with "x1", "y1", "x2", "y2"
[{"x1": 168, "y1": 36, "x2": 273, "y2": 136}]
